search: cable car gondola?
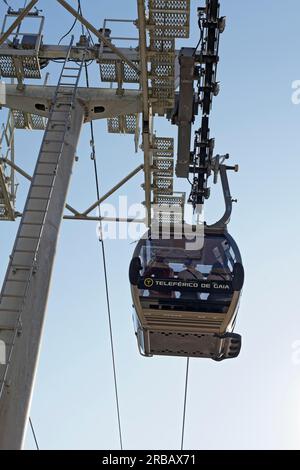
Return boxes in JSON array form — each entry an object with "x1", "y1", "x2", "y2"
[
  {"x1": 129, "y1": 162, "x2": 244, "y2": 361},
  {"x1": 129, "y1": 226, "x2": 244, "y2": 361}
]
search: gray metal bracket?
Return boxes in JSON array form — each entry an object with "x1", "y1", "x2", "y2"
[{"x1": 207, "y1": 160, "x2": 239, "y2": 231}]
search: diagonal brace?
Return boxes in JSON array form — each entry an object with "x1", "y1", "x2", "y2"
[
  {"x1": 56, "y1": 0, "x2": 141, "y2": 76},
  {"x1": 1, "y1": 157, "x2": 80, "y2": 216},
  {"x1": 82, "y1": 164, "x2": 143, "y2": 216}
]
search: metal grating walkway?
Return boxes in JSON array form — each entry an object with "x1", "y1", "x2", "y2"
[
  {"x1": 151, "y1": 136, "x2": 185, "y2": 223},
  {"x1": 12, "y1": 110, "x2": 47, "y2": 130},
  {"x1": 148, "y1": 0, "x2": 190, "y2": 114}
]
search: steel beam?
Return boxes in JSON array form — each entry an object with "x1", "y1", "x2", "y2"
[
  {"x1": 0, "y1": 84, "x2": 142, "y2": 121},
  {"x1": 63, "y1": 215, "x2": 145, "y2": 224},
  {"x1": 0, "y1": 43, "x2": 173, "y2": 63},
  {"x1": 174, "y1": 48, "x2": 196, "y2": 178}
]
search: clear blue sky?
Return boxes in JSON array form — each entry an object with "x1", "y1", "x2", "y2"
[{"x1": 1, "y1": 0, "x2": 300, "y2": 450}]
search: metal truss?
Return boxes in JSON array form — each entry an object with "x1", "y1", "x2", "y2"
[
  {"x1": 0, "y1": 111, "x2": 16, "y2": 220},
  {"x1": 0, "y1": 0, "x2": 192, "y2": 227}
]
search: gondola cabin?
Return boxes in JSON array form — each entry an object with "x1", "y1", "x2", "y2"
[{"x1": 129, "y1": 226, "x2": 244, "y2": 361}]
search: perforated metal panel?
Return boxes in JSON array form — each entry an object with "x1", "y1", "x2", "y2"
[
  {"x1": 148, "y1": 100, "x2": 187, "y2": 218},
  {"x1": 99, "y1": 60, "x2": 117, "y2": 81},
  {"x1": 152, "y1": 186, "x2": 185, "y2": 223},
  {"x1": 149, "y1": 0, "x2": 190, "y2": 9},
  {"x1": 153, "y1": 135, "x2": 174, "y2": 181},
  {"x1": 21, "y1": 55, "x2": 41, "y2": 79},
  {"x1": 123, "y1": 61, "x2": 139, "y2": 82},
  {"x1": 147, "y1": 0, "x2": 190, "y2": 113},
  {"x1": 99, "y1": 59, "x2": 139, "y2": 83},
  {"x1": 152, "y1": 138, "x2": 173, "y2": 183},
  {"x1": 0, "y1": 54, "x2": 41, "y2": 79},
  {"x1": 149, "y1": 67, "x2": 175, "y2": 109},
  {"x1": 153, "y1": 136, "x2": 173, "y2": 162},
  {"x1": 107, "y1": 116, "x2": 120, "y2": 133},
  {"x1": 154, "y1": 197, "x2": 185, "y2": 208},
  {"x1": 149, "y1": 25, "x2": 189, "y2": 39},
  {"x1": 152, "y1": 157, "x2": 173, "y2": 175},
  {"x1": 0, "y1": 55, "x2": 16, "y2": 77},
  {"x1": 153, "y1": 192, "x2": 185, "y2": 206},
  {"x1": 148, "y1": 0, "x2": 190, "y2": 39},
  {"x1": 151, "y1": 136, "x2": 184, "y2": 222},
  {"x1": 150, "y1": 59, "x2": 174, "y2": 79},
  {"x1": 107, "y1": 114, "x2": 139, "y2": 134},
  {"x1": 153, "y1": 176, "x2": 173, "y2": 194},
  {"x1": 12, "y1": 110, "x2": 47, "y2": 130},
  {"x1": 30, "y1": 113, "x2": 47, "y2": 130},
  {"x1": 152, "y1": 211, "x2": 184, "y2": 224},
  {"x1": 150, "y1": 38, "x2": 174, "y2": 53},
  {"x1": 153, "y1": 136, "x2": 173, "y2": 151}
]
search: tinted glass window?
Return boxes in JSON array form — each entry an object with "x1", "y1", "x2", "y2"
[{"x1": 137, "y1": 234, "x2": 236, "y2": 310}]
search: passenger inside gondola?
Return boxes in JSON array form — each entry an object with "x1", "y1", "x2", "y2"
[
  {"x1": 144, "y1": 254, "x2": 174, "y2": 279},
  {"x1": 178, "y1": 259, "x2": 203, "y2": 282},
  {"x1": 143, "y1": 255, "x2": 175, "y2": 298},
  {"x1": 206, "y1": 261, "x2": 232, "y2": 312},
  {"x1": 178, "y1": 260, "x2": 203, "y2": 299},
  {"x1": 207, "y1": 261, "x2": 230, "y2": 281}
]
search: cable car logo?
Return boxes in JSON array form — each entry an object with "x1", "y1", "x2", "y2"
[
  {"x1": 140, "y1": 277, "x2": 233, "y2": 292},
  {"x1": 144, "y1": 278, "x2": 154, "y2": 288}
]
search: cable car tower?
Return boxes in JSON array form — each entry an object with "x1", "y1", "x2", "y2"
[{"x1": 0, "y1": 0, "x2": 243, "y2": 449}]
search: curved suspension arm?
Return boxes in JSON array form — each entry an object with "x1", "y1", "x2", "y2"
[{"x1": 207, "y1": 164, "x2": 233, "y2": 230}]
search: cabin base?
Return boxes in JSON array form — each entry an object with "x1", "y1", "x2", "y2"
[{"x1": 137, "y1": 328, "x2": 242, "y2": 361}]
